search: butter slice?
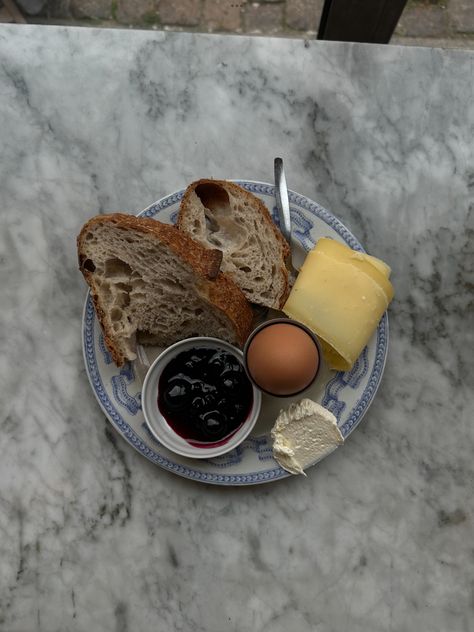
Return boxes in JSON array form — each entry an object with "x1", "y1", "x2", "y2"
[
  {"x1": 283, "y1": 238, "x2": 393, "y2": 371},
  {"x1": 271, "y1": 399, "x2": 343, "y2": 475}
]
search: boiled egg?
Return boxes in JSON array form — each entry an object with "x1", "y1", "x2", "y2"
[{"x1": 244, "y1": 320, "x2": 320, "y2": 397}]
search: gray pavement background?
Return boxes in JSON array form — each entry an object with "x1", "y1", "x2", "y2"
[{"x1": 1, "y1": 0, "x2": 473, "y2": 48}]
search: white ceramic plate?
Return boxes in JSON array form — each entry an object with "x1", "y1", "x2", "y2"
[{"x1": 82, "y1": 181, "x2": 389, "y2": 485}]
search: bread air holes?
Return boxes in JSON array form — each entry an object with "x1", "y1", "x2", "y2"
[
  {"x1": 115, "y1": 282, "x2": 132, "y2": 292},
  {"x1": 130, "y1": 272, "x2": 145, "y2": 289},
  {"x1": 114, "y1": 292, "x2": 130, "y2": 308},
  {"x1": 195, "y1": 183, "x2": 230, "y2": 214},
  {"x1": 84, "y1": 232, "x2": 95, "y2": 242},
  {"x1": 82, "y1": 258, "x2": 96, "y2": 272},
  {"x1": 104, "y1": 257, "x2": 132, "y2": 278},
  {"x1": 239, "y1": 266, "x2": 251, "y2": 273},
  {"x1": 110, "y1": 307, "x2": 123, "y2": 323}
]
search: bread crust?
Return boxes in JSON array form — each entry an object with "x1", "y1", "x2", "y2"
[
  {"x1": 78, "y1": 212, "x2": 224, "y2": 279},
  {"x1": 77, "y1": 213, "x2": 253, "y2": 365},
  {"x1": 177, "y1": 179, "x2": 290, "y2": 308}
]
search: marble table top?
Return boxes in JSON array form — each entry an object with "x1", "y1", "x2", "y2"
[{"x1": 1, "y1": 23, "x2": 473, "y2": 632}]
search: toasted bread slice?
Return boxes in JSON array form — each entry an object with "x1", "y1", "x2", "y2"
[
  {"x1": 78, "y1": 213, "x2": 254, "y2": 366},
  {"x1": 177, "y1": 179, "x2": 290, "y2": 309}
]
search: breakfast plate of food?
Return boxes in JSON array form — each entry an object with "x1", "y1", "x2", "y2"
[{"x1": 80, "y1": 178, "x2": 392, "y2": 485}]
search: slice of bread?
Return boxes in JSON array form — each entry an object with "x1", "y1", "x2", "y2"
[
  {"x1": 78, "y1": 213, "x2": 254, "y2": 366},
  {"x1": 177, "y1": 179, "x2": 290, "y2": 309}
]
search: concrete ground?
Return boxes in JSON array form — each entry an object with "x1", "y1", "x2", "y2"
[{"x1": 1, "y1": 0, "x2": 474, "y2": 49}]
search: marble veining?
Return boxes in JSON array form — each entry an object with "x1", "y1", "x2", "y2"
[{"x1": 0, "y1": 24, "x2": 473, "y2": 632}]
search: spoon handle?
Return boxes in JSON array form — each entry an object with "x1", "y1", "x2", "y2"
[{"x1": 274, "y1": 157, "x2": 292, "y2": 246}]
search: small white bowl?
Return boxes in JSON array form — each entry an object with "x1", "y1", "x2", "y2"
[{"x1": 142, "y1": 337, "x2": 262, "y2": 459}]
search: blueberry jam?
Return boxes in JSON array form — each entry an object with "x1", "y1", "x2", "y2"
[{"x1": 158, "y1": 347, "x2": 254, "y2": 446}]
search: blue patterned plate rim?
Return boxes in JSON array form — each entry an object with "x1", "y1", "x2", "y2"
[{"x1": 82, "y1": 180, "x2": 389, "y2": 485}]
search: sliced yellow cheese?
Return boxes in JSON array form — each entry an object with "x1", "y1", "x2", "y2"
[
  {"x1": 283, "y1": 238, "x2": 393, "y2": 371},
  {"x1": 316, "y1": 238, "x2": 392, "y2": 279},
  {"x1": 311, "y1": 239, "x2": 393, "y2": 302}
]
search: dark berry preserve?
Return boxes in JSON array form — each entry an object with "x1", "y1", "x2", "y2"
[{"x1": 158, "y1": 347, "x2": 254, "y2": 447}]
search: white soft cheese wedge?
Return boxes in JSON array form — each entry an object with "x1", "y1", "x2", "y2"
[{"x1": 271, "y1": 399, "x2": 344, "y2": 475}]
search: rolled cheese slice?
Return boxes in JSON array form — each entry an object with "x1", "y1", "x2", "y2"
[{"x1": 283, "y1": 238, "x2": 394, "y2": 371}]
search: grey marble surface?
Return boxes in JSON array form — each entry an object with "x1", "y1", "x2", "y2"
[{"x1": 1, "y1": 23, "x2": 473, "y2": 632}]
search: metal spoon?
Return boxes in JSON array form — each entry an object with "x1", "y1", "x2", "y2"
[{"x1": 274, "y1": 157, "x2": 299, "y2": 279}]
